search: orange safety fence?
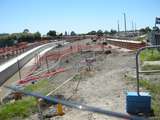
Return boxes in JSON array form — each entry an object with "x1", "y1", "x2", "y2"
[{"x1": 18, "y1": 67, "x2": 67, "y2": 84}]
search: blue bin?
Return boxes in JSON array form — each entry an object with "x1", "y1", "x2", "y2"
[{"x1": 126, "y1": 92, "x2": 151, "y2": 114}]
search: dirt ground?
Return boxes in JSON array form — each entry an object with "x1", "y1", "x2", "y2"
[
  {"x1": 1, "y1": 38, "x2": 140, "y2": 120},
  {"x1": 26, "y1": 46, "x2": 138, "y2": 120},
  {"x1": 52, "y1": 51, "x2": 136, "y2": 120}
]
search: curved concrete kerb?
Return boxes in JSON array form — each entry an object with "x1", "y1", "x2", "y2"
[{"x1": 0, "y1": 42, "x2": 57, "y2": 86}]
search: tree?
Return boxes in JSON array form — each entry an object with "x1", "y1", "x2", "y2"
[
  {"x1": 23, "y1": 29, "x2": 29, "y2": 33},
  {"x1": 59, "y1": 33, "x2": 63, "y2": 36},
  {"x1": 70, "y1": 31, "x2": 76, "y2": 36},
  {"x1": 139, "y1": 27, "x2": 151, "y2": 34},
  {"x1": 0, "y1": 33, "x2": 9, "y2": 36},
  {"x1": 34, "y1": 32, "x2": 41, "y2": 40},
  {"x1": 110, "y1": 29, "x2": 117, "y2": 35},
  {"x1": 145, "y1": 27, "x2": 151, "y2": 33},
  {"x1": 47, "y1": 30, "x2": 57, "y2": 37},
  {"x1": 87, "y1": 30, "x2": 97, "y2": 35},
  {"x1": 56, "y1": 33, "x2": 63, "y2": 39},
  {"x1": 65, "y1": 31, "x2": 67, "y2": 36},
  {"x1": 0, "y1": 31, "x2": 42, "y2": 47},
  {"x1": 139, "y1": 28, "x2": 145, "y2": 34},
  {"x1": 104, "y1": 30, "x2": 109, "y2": 35},
  {"x1": 153, "y1": 26, "x2": 160, "y2": 31},
  {"x1": 97, "y1": 29, "x2": 103, "y2": 36}
]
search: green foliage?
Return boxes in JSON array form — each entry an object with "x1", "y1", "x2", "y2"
[
  {"x1": 23, "y1": 29, "x2": 29, "y2": 33},
  {"x1": 153, "y1": 26, "x2": 160, "y2": 31},
  {"x1": 65, "y1": 31, "x2": 67, "y2": 36},
  {"x1": 47, "y1": 30, "x2": 57, "y2": 37},
  {"x1": 0, "y1": 97, "x2": 37, "y2": 120},
  {"x1": 0, "y1": 31, "x2": 41, "y2": 47},
  {"x1": 24, "y1": 80, "x2": 49, "y2": 94},
  {"x1": 72, "y1": 74, "x2": 82, "y2": 81},
  {"x1": 34, "y1": 32, "x2": 41, "y2": 40},
  {"x1": 104, "y1": 30, "x2": 109, "y2": 35},
  {"x1": 145, "y1": 27, "x2": 152, "y2": 32},
  {"x1": 110, "y1": 29, "x2": 117, "y2": 35},
  {"x1": 97, "y1": 29, "x2": 103, "y2": 36},
  {"x1": 142, "y1": 64, "x2": 160, "y2": 71},
  {"x1": 0, "y1": 33, "x2": 9, "y2": 36},
  {"x1": 70, "y1": 31, "x2": 76, "y2": 36},
  {"x1": 87, "y1": 30, "x2": 97, "y2": 35},
  {"x1": 139, "y1": 80, "x2": 160, "y2": 116},
  {"x1": 87, "y1": 29, "x2": 117, "y2": 36},
  {"x1": 140, "y1": 80, "x2": 160, "y2": 94},
  {"x1": 139, "y1": 26, "x2": 151, "y2": 34},
  {"x1": 140, "y1": 49, "x2": 160, "y2": 62}
]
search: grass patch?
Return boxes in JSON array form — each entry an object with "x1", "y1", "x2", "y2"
[
  {"x1": 142, "y1": 64, "x2": 160, "y2": 71},
  {"x1": 139, "y1": 80, "x2": 160, "y2": 117},
  {"x1": 140, "y1": 49, "x2": 160, "y2": 62},
  {"x1": 72, "y1": 74, "x2": 82, "y2": 81},
  {"x1": 0, "y1": 97, "x2": 37, "y2": 120},
  {"x1": 24, "y1": 79, "x2": 49, "y2": 94}
]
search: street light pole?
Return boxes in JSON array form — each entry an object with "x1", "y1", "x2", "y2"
[
  {"x1": 124, "y1": 13, "x2": 127, "y2": 34},
  {"x1": 117, "y1": 20, "x2": 120, "y2": 36}
]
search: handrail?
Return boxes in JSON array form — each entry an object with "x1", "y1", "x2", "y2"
[{"x1": 136, "y1": 45, "x2": 160, "y2": 95}]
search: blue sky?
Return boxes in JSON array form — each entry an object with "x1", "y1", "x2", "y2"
[{"x1": 0, "y1": 0, "x2": 160, "y2": 34}]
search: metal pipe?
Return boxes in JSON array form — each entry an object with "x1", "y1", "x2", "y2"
[{"x1": 4, "y1": 85, "x2": 146, "y2": 120}]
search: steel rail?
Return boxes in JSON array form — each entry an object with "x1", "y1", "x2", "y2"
[{"x1": 4, "y1": 85, "x2": 147, "y2": 120}]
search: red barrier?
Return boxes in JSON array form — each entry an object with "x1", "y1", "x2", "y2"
[
  {"x1": 18, "y1": 67, "x2": 66, "y2": 85},
  {"x1": 0, "y1": 43, "x2": 28, "y2": 58},
  {"x1": 37, "y1": 44, "x2": 109, "y2": 65}
]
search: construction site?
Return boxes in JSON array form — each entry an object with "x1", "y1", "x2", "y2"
[
  {"x1": 0, "y1": 1, "x2": 160, "y2": 120},
  {"x1": 0, "y1": 30, "x2": 159, "y2": 120}
]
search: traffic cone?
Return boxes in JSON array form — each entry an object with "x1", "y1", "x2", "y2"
[{"x1": 56, "y1": 103, "x2": 65, "y2": 116}]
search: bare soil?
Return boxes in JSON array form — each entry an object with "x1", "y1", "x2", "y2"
[
  {"x1": 1, "y1": 39, "x2": 139, "y2": 120},
  {"x1": 27, "y1": 47, "x2": 137, "y2": 120},
  {"x1": 51, "y1": 51, "x2": 136, "y2": 120}
]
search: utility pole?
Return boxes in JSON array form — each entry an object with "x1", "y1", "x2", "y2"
[
  {"x1": 135, "y1": 23, "x2": 137, "y2": 32},
  {"x1": 124, "y1": 13, "x2": 127, "y2": 34},
  {"x1": 132, "y1": 21, "x2": 134, "y2": 32},
  {"x1": 117, "y1": 20, "x2": 120, "y2": 36},
  {"x1": 132, "y1": 21, "x2": 135, "y2": 38}
]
